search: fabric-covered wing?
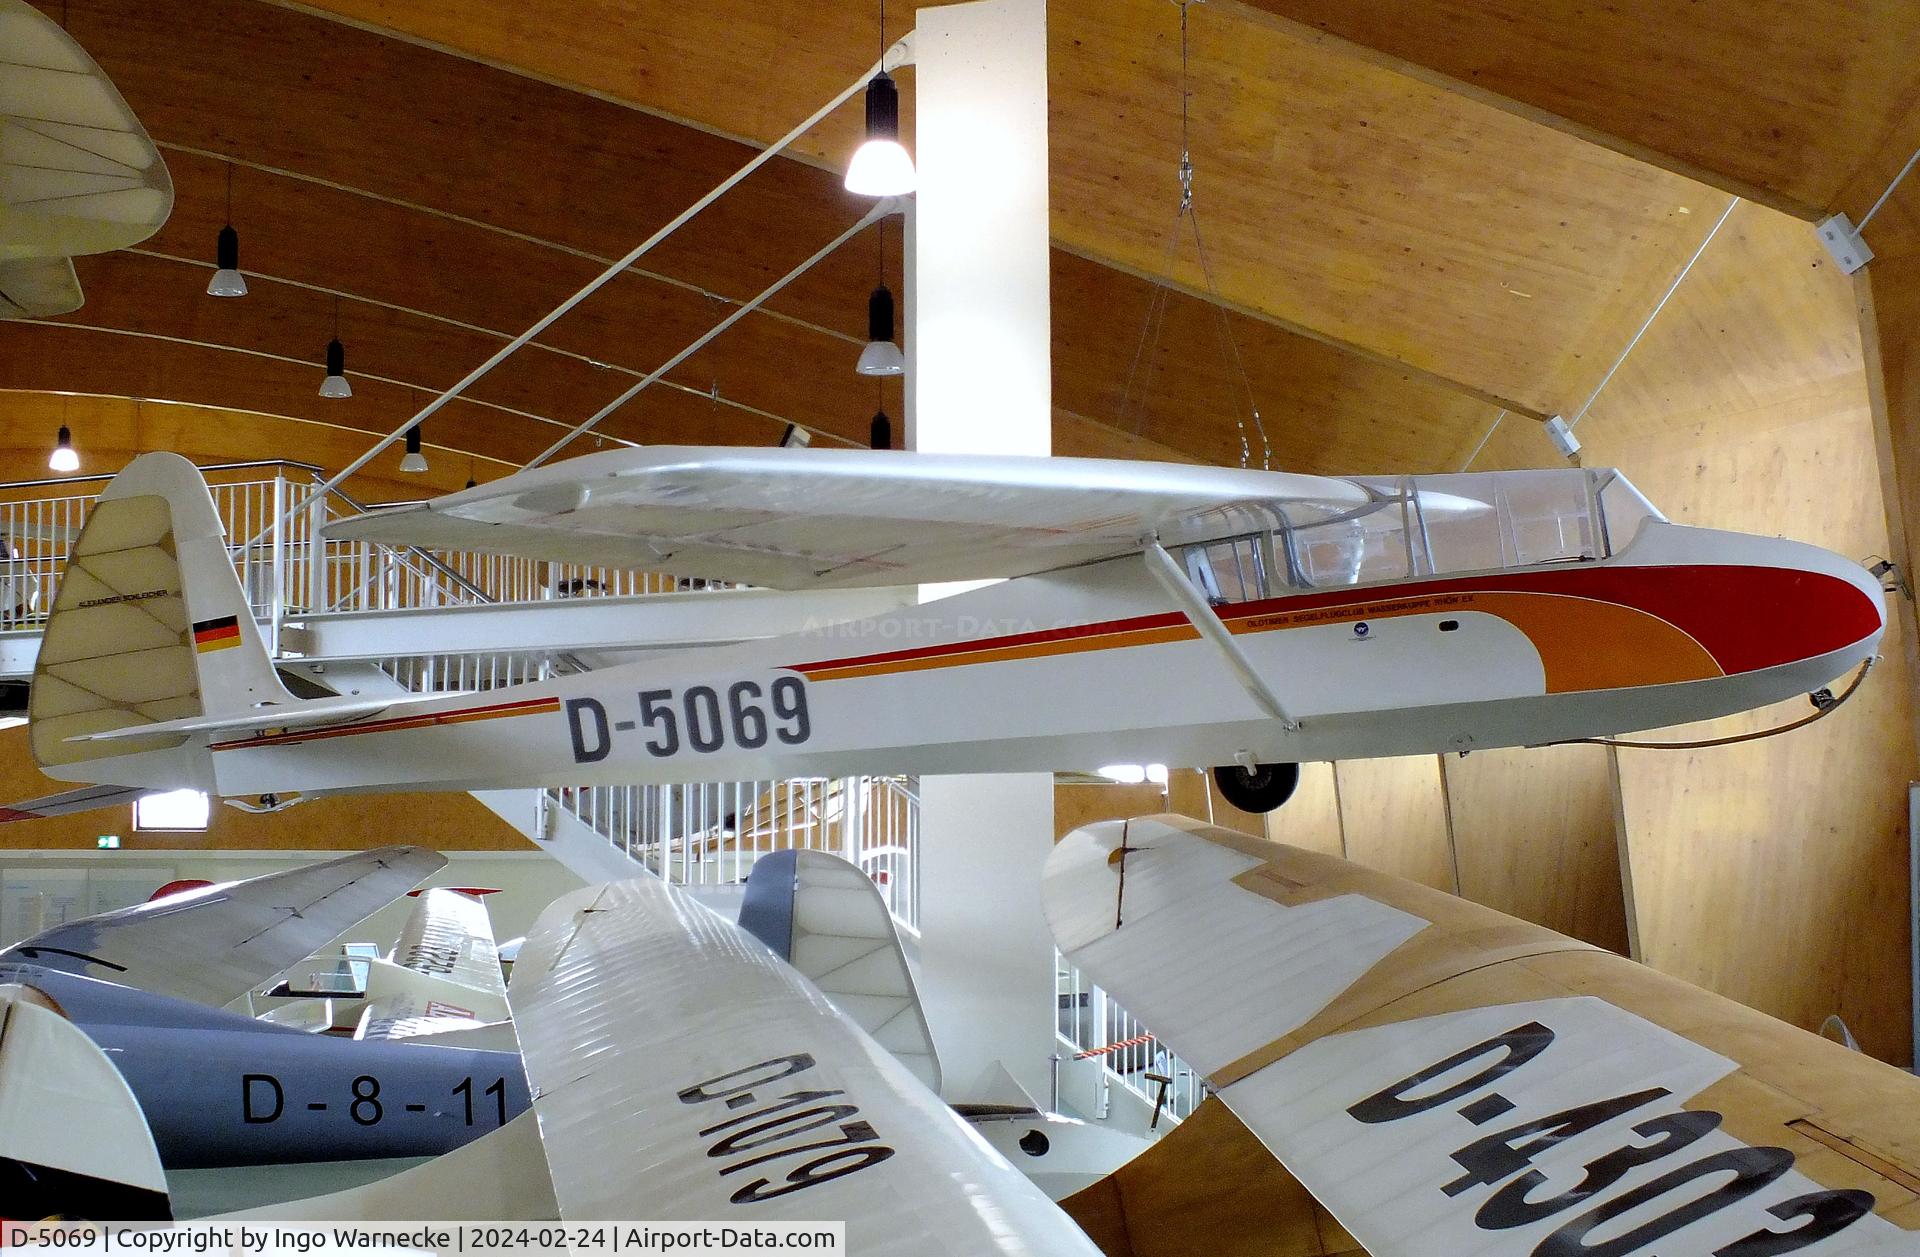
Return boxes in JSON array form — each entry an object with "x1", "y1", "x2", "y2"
[
  {"x1": 0, "y1": 0, "x2": 172, "y2": 263},
  {"x1": 0, "y1": 845, "x2": 445, "y2": 1006},
  {"x1": 1045, "y1": 815, "x2": 1920, "y2": 1257},
  {"x1": 356, "y1": 888, "x2": 510, "y2": 1042},
  {"x1": 325, "y1": 446, "x2": 1374, "y2": 590},
  {"x1": 738, "y1": 849, "x2": 942, "y2": 1093},
  {"x1": 0, "y1": 255, "x2": 82, "y2": 319},
  {"x1": 0, "y1": 782, "x2": 145, "y2": 822},
  {"x1": 508, "y1": 875, "x2": 1101, "y2": 1250}
]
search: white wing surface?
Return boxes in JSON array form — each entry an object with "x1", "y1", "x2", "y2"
[
  {"x1": 1045, "y1": 816, "x2": 1920, "y2": 1257},
  {"x1": 0, "y1": 255, "x2": 82, "y2": 318},
  {"x1": 508, "y1": 875, "x2": 1102, "y2": 1251},
  {"x1": 324, "y1": 446, "x2": 1377, "y2": 590},
  {"x1": 0, "y1": 845, "x2": 445, "y2": 1006}
]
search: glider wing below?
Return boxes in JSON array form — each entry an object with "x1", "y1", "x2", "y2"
[
  {"x1": 0, "y1": 845, "x2": 445, "y2": 1006},
  {"x1": 508, "y1": 874, "x2": 1102, "y2": 1252},
  {"x1": 1046, "y1": 814, "x2": 1920, "y2": 1257}
]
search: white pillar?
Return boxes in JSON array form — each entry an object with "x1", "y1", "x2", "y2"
[{"x1": 906, "y1": 0, "x2": 1057, "y2": 1104}]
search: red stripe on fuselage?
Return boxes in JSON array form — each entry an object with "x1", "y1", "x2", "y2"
[{"x1": 788, "y1": 564, "x2": 1878, "y2": 678}]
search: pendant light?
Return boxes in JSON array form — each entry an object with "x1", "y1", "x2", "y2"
[
  {"x1": 844, "y1": 0, "x2": 916, "y2": 196},
  {"x1": 48, "y1": 424, "x2": 78, "y2": 473},
  {"x1": 318, "y1": 296, "x2": 352, "y2": 398},
  {"x1": 869, "y1": 409, "x2": 893, "y2": 451},
  {"x1": 399, "y1": 425, "x2": 428, "y2": 473},
  {"x1": 207, "y1": 164, "x2": 247, "y2": 298},
  {"x1": 856, "y1": 219, "x2": 905, "y2": 376}
]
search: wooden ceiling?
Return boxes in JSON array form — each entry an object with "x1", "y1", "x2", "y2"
[{"x1": 0, "y1": 0, "x2": 1871, "y2": 493}]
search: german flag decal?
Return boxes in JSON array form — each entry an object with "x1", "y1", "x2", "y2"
[{"x1": 192, "y1": 614, "x2": 242, "y2": 653}]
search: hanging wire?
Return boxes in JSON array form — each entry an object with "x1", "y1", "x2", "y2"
[
  {"x1": 1117, "y1": 0, "x2": 1272, "y2": 469},
  {"x1": 224, "y1": 161, "x2": 234, "y2": 222}
]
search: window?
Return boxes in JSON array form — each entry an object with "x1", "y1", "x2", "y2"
[
  {"x1": 1180, "y1": 535, "x2": 1269, "y2": 604},
  {"x1": 133, "y1": 788, "x2": 210, "y2": 832}
]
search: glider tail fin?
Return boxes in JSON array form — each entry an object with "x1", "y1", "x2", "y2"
[
  {"x1": 0, "y1": 987, "x2": 172, "y2": 1220},
  {"x1": 29, "y1": 452, "x2": 290, "y2": 776}
]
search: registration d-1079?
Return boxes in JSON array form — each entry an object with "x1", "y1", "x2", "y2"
[{"x1": 565, "y1": 678, "x2": 811, "y2": 763}]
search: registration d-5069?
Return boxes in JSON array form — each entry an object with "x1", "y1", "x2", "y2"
[{"x1": 565, "y1": 677, "x2": 811, "y2": 763}]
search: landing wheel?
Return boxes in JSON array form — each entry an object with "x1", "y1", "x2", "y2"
[{"x1": 1212, "y1": 761, "x2": 1300, "y2": 813}]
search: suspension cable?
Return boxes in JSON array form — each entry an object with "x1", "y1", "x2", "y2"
[{"x1": 1119, "y1": 0, "x2": 1271, "y2": 469}]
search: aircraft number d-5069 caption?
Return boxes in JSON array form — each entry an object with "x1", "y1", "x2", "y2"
[{"x1": 565, "y1": 677, "x2": 812, "y2": 763}]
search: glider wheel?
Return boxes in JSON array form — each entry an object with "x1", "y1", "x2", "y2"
[{"x1": 1212, "y1": 761, "x2": 1301, "y2": 813}]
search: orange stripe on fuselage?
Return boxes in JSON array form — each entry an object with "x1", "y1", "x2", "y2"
[
  {"x1": 1221, "y1": 588, "x2": 1722, "y2": 693},
  {"x1": 791, "y1": 572, "x2": 1746, "y2": 691}
]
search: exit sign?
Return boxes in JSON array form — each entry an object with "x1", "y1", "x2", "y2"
[{"x1": 96, "y1": 834, "x2": 120, "y2": 850}]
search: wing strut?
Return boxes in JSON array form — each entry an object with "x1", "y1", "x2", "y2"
[{"x1": 1142, "y1": 542, "x2": 1299, "y2": 730}]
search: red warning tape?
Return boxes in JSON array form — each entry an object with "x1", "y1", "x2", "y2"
[{"x1": 1073, "y1": 1032, "x2": 1155, "y2": 1060}]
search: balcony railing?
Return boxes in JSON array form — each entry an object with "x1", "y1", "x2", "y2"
[
  {"x1": 1057, "y1": 953, "x2": 1206, "y2": 1127},
  {"x1": 0, "y1": 460, "x2": 918, "y2": 931}
]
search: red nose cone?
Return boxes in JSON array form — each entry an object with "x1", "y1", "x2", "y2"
[{"x1": 148, "y1": 879, "x2": 213, "y2": 903}]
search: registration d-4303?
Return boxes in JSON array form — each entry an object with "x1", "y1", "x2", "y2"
[{"x1": 565, "y1": 678, "x2": 811, "y2": 763}]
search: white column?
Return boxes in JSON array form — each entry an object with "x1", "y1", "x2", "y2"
[{"x1": 906, "y1": 0, "x2": 1057, "y2": 1104}]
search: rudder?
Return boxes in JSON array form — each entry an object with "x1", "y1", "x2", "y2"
[{"x1": 29, "y1": 453, "x2": 289, "y2": 774}]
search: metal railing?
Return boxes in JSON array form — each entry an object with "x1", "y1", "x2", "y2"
[
  {"x1": 0, "y1": 462, "x2": 731, "y2": 638},
  {"x1": 1057, "y1": 953, "x2": 1206, "y2": 1126},
  {"x1": 547, "y1": 775, "x2": 921, "y2": 931},
  {"x1": 0, "y1": 458, "x2": 918, "y2": 928}
]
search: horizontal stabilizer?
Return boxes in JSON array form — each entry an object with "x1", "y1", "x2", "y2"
[
  {"x1": 65, "y1": 692, "x2": 410, "y2": 743},
  {"x1": 0, "y1": 782, "x2": 146, "y2": 821},
  {"x1": 0, "y1": 845, "x2": 445, "y2": 1006}
]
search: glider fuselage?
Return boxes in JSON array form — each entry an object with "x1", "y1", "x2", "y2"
[{"x1": 183, "y1": 517, "x2": 1883, "y2": 797}]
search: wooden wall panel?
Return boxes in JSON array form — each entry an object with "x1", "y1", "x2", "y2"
[
  {"x1": 1262, "y1": 761, "x2": 1345, "y2": 859},
  {"x1": 1236, "y1": 0, "x2": 1920, "y2": 220},
  {"x1": 1441, "y1": 743, "x2": 1629, "y2": 953},
  {"x1": 1049, "y1": 251, "x2": 1500, "y2": 474},
  {"x1": 1330, "y1": 756, "x2": 1454, "y2": 892},
  {"x1": 286, "y1": 0, "x2": 1730, "y2": 422},
  {"x1": 0, "y1": 730, "x2": 532, "y2": 852},
  {"x1": 1053, "y1": 782, "x2": 1172, "y2": 841},
  {"x1": 1576, "y1": 202, "x2": 1918, "y2": 1063}
]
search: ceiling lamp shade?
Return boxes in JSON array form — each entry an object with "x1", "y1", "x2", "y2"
[
  {"x1": 844, "y1": 73, "x2": 916, "y2": 197},
  {"x1": 779, "y1": 424, "x2": 813, "y2": 449},
  {"x1": 48, "y1": 424, "x2": 78, "y2": 473},
  {"x1": 856, "y1": 284, "x2": 905, "y2": 376},
  {"x1": 869, "y1": 409, "x2": 893, "y2": 451},
  {"x1": 399, "y1": 425, "x2": 428, "y2": 473},
  {"x1": 206, "y1": 223, "x2": 246, "y2": 297},
  {"x1": 318, "y1": 336, "x2": 352, "y2": 398}
]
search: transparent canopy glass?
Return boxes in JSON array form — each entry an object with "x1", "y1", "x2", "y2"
[{"x1": 1177, "y1": 467, "x2": 1664, "y2": 601}]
